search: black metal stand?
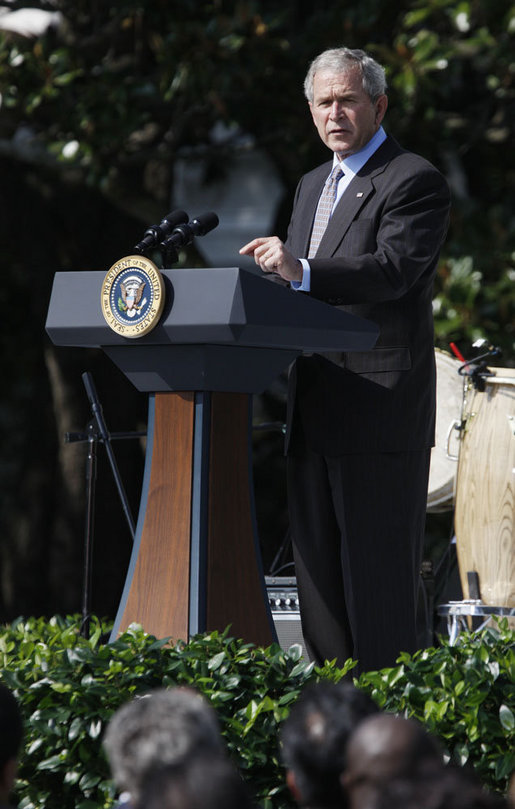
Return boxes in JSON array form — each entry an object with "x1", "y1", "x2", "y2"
[
  {"x1": 81, "y1": 421, "x2": 97, "y2": 640},
  {"x1": 65, "y1": 373, "x2": 145, "y2": 638},
  {"x1": 82, "y1": 372, "x2": 137, "y2": 542}
]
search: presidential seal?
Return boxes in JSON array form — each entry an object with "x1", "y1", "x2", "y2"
[{"x1": 101, "y1": 255, "x2": 165, "y2": 338}]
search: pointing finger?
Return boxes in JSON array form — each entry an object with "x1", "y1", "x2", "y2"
[{"x1": 239, "y1": 237, "x2": 269, "y2": 255}]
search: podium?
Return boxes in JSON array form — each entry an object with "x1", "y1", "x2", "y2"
[{"x1": 46, "y1": 266, "x2": 379, "y2": 647}]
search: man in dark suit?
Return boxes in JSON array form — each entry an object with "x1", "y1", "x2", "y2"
[{"x1": 240, "y1": 47, "x2": 450, "y2": 673}]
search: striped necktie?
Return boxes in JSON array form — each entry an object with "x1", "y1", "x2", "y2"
[{"x1": 308, "y1": 164, "x2": 343, "y2": 258}]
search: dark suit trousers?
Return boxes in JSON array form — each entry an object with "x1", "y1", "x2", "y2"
[{"x1": 287, "y1": 447, "x2": 431, "y2": 674}]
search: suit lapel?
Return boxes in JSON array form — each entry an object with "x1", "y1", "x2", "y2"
[
  {"x1": 318, "y1": 175, "x2": 376, "y2": 256},
  {"x1": 314, "y1": 136, "x2": 402, "y2": 257}
]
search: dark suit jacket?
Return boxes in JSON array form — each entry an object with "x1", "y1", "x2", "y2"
[{"x1": 284, "y1": 135, "x2": 451, "y2": 455}]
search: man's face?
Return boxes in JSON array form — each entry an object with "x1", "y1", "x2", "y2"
[{"x1": 309, "y1": 67, "x2": 387, "y2": 158}]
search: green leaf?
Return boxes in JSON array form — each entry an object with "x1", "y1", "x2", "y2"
[
  {"x1": 285, "y1": 643, "x2": 303, "y2": 662},
  {"x1": 79, "y1": 771, "x2": 101, "y2": 790},
  {"x1": 68, "y1": 717, "x2": 84, "y2": 741},
  {"x1": 88, "y1": 719, "x2": 103, "y2": 739},
  {"x1": 499, "y1": 704, "x2": 515, "y2": 732},
  {"x1": 454, "y1": 742, "x2": 470, "y2": 766},
  {"x1": 37, "y1": 753, "x2": 66, "y2": 772},
  {"x1": 289, "y1": 659, "x2": 314, "y2": 678},
  {"x1": 208, "y1": 651, "x2": 226, "y2": 671}
]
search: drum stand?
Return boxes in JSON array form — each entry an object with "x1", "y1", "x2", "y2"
[{"x1": 437, "y1": 601, "x2": 515, "y2": 645}]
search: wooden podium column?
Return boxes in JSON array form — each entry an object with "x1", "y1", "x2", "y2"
[
  {"x1": 111, "y1": 389, "x2": 274, "y2": 647},
  {"x1": 206, "y1": 392, "x2": 273, "y2": 645},
  {"x1": 111, "y1": 392, "x2": 195, "y2": 641}
]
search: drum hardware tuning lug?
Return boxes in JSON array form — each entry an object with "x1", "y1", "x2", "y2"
[
  {"x1": 446, "y1": 419, "x2": 462, "y2": 460},
  {"x1": 461, "y1": 412, "x2": 477, "y2": 432},
  {"x1": 467, "y1": 571, "x2": 481, "y2": 601}
]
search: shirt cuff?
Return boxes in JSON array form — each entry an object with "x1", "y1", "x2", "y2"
[{"x1": 290, "y1": 259, "x2": 311, "y2": 292}]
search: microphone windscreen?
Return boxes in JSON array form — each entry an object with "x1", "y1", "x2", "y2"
[
  {"x1": 162, "y1": 210, "x2": 189, "y2": 232},
  {"x1": 191, "y1": 212, "x2": 219, "y2": 236}
]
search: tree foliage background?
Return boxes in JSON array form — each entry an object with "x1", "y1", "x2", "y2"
[{"x1": 0, "y1": 0, "x2": 513, "y2": 623}]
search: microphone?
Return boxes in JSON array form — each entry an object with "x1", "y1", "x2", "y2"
[
  {"x1": 134, "y1": 209, "x2": 189, "y2": 254},
  {"x1": 159, "y1": 212, "x2": 219, "y2": 253}
]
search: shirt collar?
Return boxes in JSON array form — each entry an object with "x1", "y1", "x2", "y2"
[{"x1": 332, "y1": 126, "x2": 387, "y2": 177}]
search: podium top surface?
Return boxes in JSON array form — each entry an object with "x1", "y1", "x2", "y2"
[{"x1": 46, "y1": 266, "x2": 378, "y2": 353}]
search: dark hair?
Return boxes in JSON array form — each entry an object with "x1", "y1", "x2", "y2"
[
  {"x1": 344, "y1": 713, "x2": 443, "y2": 782},
  {"x1": 280, "y1": 681, "x2": 379, "y2": 809},
  {"x1": 0, "y1": 684, "x2": 23, "y2": 769},
  {"x1": 376, "y1": 765, "x2": 510, "y2": 809}
]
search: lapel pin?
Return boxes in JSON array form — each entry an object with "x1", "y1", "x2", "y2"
[{"x1": 356, "y1": 192, "x2": 364, "y2": 197}]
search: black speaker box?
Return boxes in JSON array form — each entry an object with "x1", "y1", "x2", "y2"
[{"x1": 266, "y1": 576, "x2": 307, "y2": 658}]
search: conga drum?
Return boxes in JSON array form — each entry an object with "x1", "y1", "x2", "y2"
[
  {"x1": 454, "y1": 368, "x2": 515, "y2": 616},
  {"x1": 427, "y1": 349, "x2": 463, "y2": 512}
]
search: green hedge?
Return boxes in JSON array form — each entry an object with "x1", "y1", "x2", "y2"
[{"x1": 0, "y1": 616, "x2": 513, "y2": 809}]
